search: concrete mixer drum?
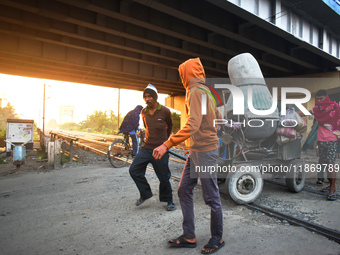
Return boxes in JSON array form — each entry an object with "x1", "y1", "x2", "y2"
[{"x1": 226, "y1": 53, "x2": 279, "y2": 141}]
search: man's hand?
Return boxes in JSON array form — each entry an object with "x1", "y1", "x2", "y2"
[{"x1": 152, "y1": 144, "x2": 168, "y2": 160}]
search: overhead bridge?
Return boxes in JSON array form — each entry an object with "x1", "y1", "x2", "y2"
[{"x1": 0, "y1": 0, "x2": 339, "y2": 95}]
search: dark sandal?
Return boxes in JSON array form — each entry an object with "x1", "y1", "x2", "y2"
[
  {"x1": 201, "y1": 238, "x2": 225, "y2": 254},
  {"x1": 327, "y1": 194, "x2": 337, "y2": 201},
  {"x1": 321, "y1": 186, "x2": 330, "y2": 192},
  {"x1": 316, "y1": 180, "x2": 323, "y2": 185},
  {"x1": 167, "y1": 202, "x2": 176, "y2": 211},
  {"x1": 168, "y1": 235, "x2": 197, "y2": 248},
  {"x1": 135, "y1": 195, "x2": 152, "y2": 206}
]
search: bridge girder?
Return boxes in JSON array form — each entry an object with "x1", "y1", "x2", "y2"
[{"x1": 0, "y1": 0, "x2": 339, "y2": 95}]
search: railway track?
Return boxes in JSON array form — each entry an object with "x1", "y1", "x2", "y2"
[
  {"x1": 48, "y1": 130, "x2": 340, "y2": 244},
  {"x1": 50, "y1": 130, "x2": 117, "y2": 156},
  {"x1": 242, "y1": 202, "x2": 340, "y2": 244},
  {"x1": 49, "y1": 130, "x2": 187, "y2": 163},
  {"x1": 265, "y1": 179, "x2": 339, "y2": 196}
]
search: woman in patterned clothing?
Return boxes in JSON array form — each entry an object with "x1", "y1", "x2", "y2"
[{"x1": 312, "y1": 89, "x2": 340, "y2": 201}]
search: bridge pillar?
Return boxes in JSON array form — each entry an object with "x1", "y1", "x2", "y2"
[{"x1": 165, "y1": 95, "x2": 186, "y2": 128}]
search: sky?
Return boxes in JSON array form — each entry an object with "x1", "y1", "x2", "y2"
[{"x1": 0, "y1": 73, "x2": 168, "y2": 128}]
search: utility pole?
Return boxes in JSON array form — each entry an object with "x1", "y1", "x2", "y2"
[
  {"x1": 43, "y1": 83, "x2": 46, "y2": 135},
  {"x1": 117, "y1": 88, "x2": 120, "y2": 131}
]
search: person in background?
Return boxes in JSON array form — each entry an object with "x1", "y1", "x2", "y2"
[
  {"x1": 118, "y1": 105, "x2": 143, "y2": 156},
  {"x1": 129, "y1": 84, "x2": 176, "y2": 211},
  {"x1": 153, "y1": 58, "x2": 224, "y2": 254},
  {"x1": 312, "y1": 89, "x2": 340, "y2": 201}
]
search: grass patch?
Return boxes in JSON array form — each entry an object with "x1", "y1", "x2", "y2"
[
  {"x1": 61, "y1": 154, "x2": 70, "y2": 164},
  {"x1": 0, "y1": 157, "x2": 7, "y2": 164},
  {"x1": 36, "y1": 150, "x2": 48, "y2": 160}
]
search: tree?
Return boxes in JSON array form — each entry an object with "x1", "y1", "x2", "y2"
[
  {"x1": 46, "y1": 119, "x2": 58, "y2": 129},
  {"x1": 0, "y1": 102, "x2": 18, "y2": 131},
  {"x1": 78, "y1": 110, "x2": 120, "y2": 134},
  {"x1": 108, "y1": 110, "x2": 120, "y2": 134},
  {"x1": 59, "y1": 122, "x2": 79, "y2": 131},
  {"x1": 171, "y1": 112, "x2": 181, "y2": 134}
]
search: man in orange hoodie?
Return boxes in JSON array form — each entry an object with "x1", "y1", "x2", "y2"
[{"x1": 153, "y1": 58, "x2": 224, "y2": 254}]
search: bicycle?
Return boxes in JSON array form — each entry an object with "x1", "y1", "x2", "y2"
[{"x1": 107, "y1": 129, "x2": 145, "y2": 168}]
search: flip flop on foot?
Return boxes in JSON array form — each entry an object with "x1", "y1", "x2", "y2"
[
  {"x1": 135, "y1": 195, "x2": 153, "y2": 206},
  {"x1": 201, "y1": 238, "x2": 225, "y2": 254},
  {"x1": 327, "y1": 194, "x2": 337, "y2": 201},
  {"x1": 168, "y1": 235, "x2": 197, "y2": 248}
]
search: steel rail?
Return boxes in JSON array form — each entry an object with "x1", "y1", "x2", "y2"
[
  {"x1": 182, "y1": 176, "x2": 340, "y2": 244},
  {"x1": 168, "y1": 150, "x2": 187, "y2": 161},
  {"x1": 74, "y1": 141, "x2": 108, "y2": 156},
  {"x1": 51, "y1": 131, "x2": 187, "y2": 163},
  {"x1": 265, "y1": 179, "x2": 339, "y2": 196},
  {"x1": 50, "y1": 131, "x2": 111, "y2": 155},
  {"x1": 71, "y1": 136, "x2": 112, "y2": 146},
  {"x1": 243, "y1": 202, "x2": 340, "y2": 244}
]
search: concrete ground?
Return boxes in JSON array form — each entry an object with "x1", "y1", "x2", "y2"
[{"x1": 0, "y1": 162, "x2": 340, "y2": 255}]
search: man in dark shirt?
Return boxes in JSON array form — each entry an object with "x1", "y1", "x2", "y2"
[{"x1": 129, "y1": 84, "x2": 176, "y2": 211}]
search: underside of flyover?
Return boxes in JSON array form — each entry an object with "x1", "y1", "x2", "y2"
[{"x1": 0, "y1": 0, "x2": 340, "y2": 95}]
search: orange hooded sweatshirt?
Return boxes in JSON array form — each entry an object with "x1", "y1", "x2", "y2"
[{"x1": 163, "y1": 58, "x2": 220, "y2": 152}]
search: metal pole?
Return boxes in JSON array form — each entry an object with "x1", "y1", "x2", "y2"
[
  {"x1": 43, "y1": 83, "x2": 45, "y2": 135},
  {"x1": 117, "y1": 88, "x2": 120, "y2": 131},
  {"x1": 168, "y1": 149, "x2": 187, "y2": 161}
]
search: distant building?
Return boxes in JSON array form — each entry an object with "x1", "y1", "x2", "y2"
[{"x1": 59, "y1": 105, "x2": 74, "y2": 124}]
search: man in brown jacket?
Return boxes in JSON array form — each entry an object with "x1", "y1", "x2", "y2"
[
  {"x1": 153, "y1": 58, "x2": 224, "y2": 254},
  {"x1": 129, "y1": 84, "x2": 176, "y2": 211}
]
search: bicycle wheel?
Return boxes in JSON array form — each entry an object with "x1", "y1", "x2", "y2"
[{"x1": 108, "y1": 139, "x2": 130, "y2": 168}]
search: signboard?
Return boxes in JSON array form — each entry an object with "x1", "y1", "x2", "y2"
[{"x1": 6, "y1": 119, "x2": 34, "y2": 152}]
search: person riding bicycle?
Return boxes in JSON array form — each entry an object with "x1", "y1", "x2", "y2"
[{"x1": 118, "y1": 105, "x2": 143, "y2": 156}]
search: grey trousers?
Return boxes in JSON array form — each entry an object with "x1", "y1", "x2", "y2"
[{"x1": 178, "y1": 149, "x2": 223, "y2": 240}]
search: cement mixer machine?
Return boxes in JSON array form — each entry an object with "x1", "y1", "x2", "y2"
[{"x1": 217, "y1": 53, "x2": 306, "y2": 204}]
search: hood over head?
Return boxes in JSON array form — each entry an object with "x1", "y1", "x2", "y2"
[
  {"x1": 134, "y1": 105, "x2": 143, "y2": 112},
  {"x1": 178, "y1": 58, "x2": 205, "y2": 90}
]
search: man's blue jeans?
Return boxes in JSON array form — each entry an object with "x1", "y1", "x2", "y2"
[{"x1": 130, "y1": 133, "x2": 138, "y2": 156}]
